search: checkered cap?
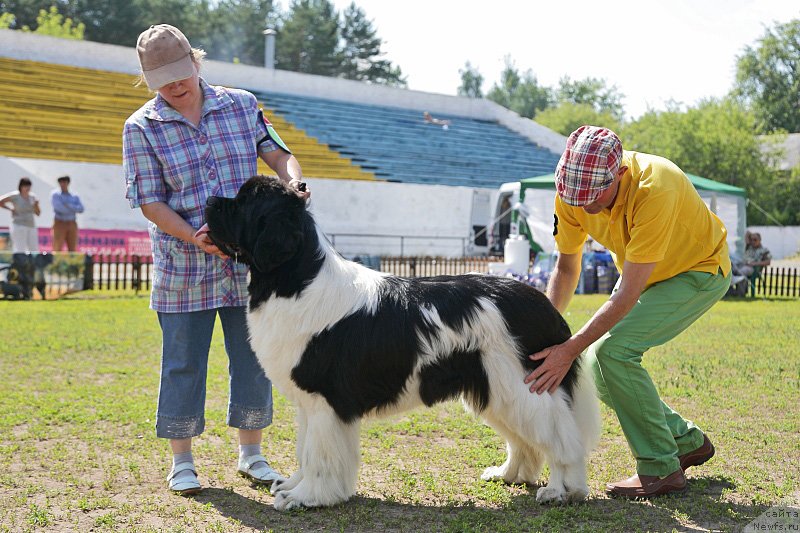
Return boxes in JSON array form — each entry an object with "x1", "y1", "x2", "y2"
[{"x1": 555, "y1": 125, "x2": 622, "y2": 206}]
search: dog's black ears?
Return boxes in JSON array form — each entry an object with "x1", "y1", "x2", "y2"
[{"x1": 251, "y1": 220, "x2": 303, "y2": 273}]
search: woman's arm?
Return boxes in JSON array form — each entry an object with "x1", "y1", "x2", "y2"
[
  {"x1": 140, "y1": 201, "x2": 226, "y2": 258},
  {"x1": 260, "y1": 150, "x2": 310, "y2": 199},
  {"x1": 0, "y1": 194, "x2": 12, "y2": 211}
]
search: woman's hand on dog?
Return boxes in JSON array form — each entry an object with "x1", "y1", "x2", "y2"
[
  {"x1": 525, "y1": 340, "x2": 581, "y2": 394},
  {"x1": 288, "y1": 179, "x2": 311, "y2": 201},
  {"x1": 193, "y1": 224, "x2": 229, "y2": 259}
]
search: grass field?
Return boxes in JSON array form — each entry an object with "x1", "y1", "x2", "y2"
[{"x1": 0, "y1": 291, "x2": 797, "y2": 532}]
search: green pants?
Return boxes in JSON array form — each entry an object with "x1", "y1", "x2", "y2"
[{"x1": 585, "y1": 269, "x2": 730, "y2": 476}]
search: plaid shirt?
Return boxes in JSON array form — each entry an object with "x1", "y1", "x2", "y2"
[{"x1": 123, "y1": 79, "x2": 281, "y2": 312}]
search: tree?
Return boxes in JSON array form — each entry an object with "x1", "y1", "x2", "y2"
[
  {"x1": 339, "y1": 2, "x2": 405, "y2": 86},
  {"x1": 734, "y1": 19, "x2": 800, "y2": 133},
  {"x1": 486, "y1": 58, "x2": 553, "y2": 118},
  {"x1": 62, "y1": 0, "x2": 144, "y2": 47},
  {"x1": 556, "y1": 76, "x2": 625, "y2": 121},
  {"x1": 457, "y1": 61, "x2": 483, "y2": 98},
  {"x1": 620, "y1": 98, "x2": 787, "y2": 224},
  {"x1": 132, "y1": 0, "x2": 213, "y2": 49},
  {"x1": 0, "y1": 12, "x2": 14, "y2": 28},
  {"x1": 534, "y1": 102, "x2": 621, "y2": 136},
  {"x1": 2, "y1": 0, "x2": 406, "y2": 85},
  {"x1": 205, "y1": 0, "x2": 277, "y2": 66},
  {"x1": 275, "y1": 0, "x2": 341, "y2": 76},
  {"x1": 11, "y1": 0, "x2": 214, "y2": 48},
  {"x1": 0, "y1": 0, "x2": 59, "y2": 30},
  {"x1": 22, "y1": 5, "x2": 84, "y2": 39}
]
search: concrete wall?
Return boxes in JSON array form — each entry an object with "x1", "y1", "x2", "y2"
[
  {"x1": 0, "y1": 157, "x2": 133, "y2": 231},
  {"x1": 0, "y1": 30, "x2": 567, "y2": 153},
  {"x1": 0, "y1": 156, "x2": 488, "y2": 257},
  {"x1": 748, "y1": 226, "x2": 800, "y2": 260}
]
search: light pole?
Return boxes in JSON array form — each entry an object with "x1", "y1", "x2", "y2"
[{"x1": 263, "y1": 28, "x2": 276, "y2": 70}]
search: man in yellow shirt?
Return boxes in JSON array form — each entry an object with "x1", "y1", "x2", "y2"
[{"x1": 525, "y1": 126, "x2": 731, "y2": 499}]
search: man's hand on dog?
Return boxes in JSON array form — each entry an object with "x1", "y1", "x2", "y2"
[{"x1": 525, "y1": 340, "x2": 581, "y2": 394}]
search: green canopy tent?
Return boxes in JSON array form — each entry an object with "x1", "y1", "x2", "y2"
[{"x1": 513, "y1": 173, "x2": 747, "y2": 256}]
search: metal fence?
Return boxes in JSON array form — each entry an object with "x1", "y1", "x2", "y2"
[
  {"x1": 751, "y1": 266, "x2": 800, "y2": 298},
  {"x1": 378, "y1": 256, "x2": 500, "y2": 277},
  {"x1": 88, "y1": 254, "x2": 152, "y2": 292},
  {"x1": 86, "y1": 255, "x2": 799, "y2": 299}
]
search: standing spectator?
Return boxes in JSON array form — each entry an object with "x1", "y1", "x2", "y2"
[
  {"x1": 0, "y1": 178, "x2": 41, "y2": 252},
  {"x1": 741, "y1": 232, "x2": 771, "y2": 277},
  {"x1": 51, "y1": 175, "x2": 85, "y2": 252},
  {"x1": 123, "y1": 24, "x2": 308, "y2": 496}
]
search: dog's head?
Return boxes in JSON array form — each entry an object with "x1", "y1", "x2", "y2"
[{"x1": 205, "y1": 176, "x2": 307, "y2": 273}]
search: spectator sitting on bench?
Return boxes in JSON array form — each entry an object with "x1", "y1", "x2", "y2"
[
  {"x1": 741, "y1": 231, "x2": 771, "y2": 277},
  {"x1": 423, "y1": 111, "x2": 451, "y2": 130}
]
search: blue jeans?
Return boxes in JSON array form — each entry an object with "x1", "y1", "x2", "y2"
[{"x1": 155, "y1": 306, "x2": 273, "y2": 439}]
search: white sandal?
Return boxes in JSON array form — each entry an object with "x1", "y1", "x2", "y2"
[
  {"x1": 238, "y1": 454, "x2": 281, "y2": 485},
  {"x1": 167, "y1": 461, "x2": 202, "y2": 495}
]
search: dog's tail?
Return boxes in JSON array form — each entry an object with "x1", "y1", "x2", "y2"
[{"x1": 571, "y1": 355, "x2": 601, "y2": 455}]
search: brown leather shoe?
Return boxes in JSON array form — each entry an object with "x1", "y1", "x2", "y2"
[
  {"x1": 679, "y1": 434, "x2": 715, "y2": 472},
  {"x1": 605, "y1": 470, "x2": 687, "y2": 499}
]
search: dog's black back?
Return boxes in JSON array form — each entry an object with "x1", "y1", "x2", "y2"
[{"x1": 290, "y1": 273, "x2": 575, "y2": 423}]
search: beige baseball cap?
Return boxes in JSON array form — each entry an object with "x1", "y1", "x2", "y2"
[{"x1": 136, "y1": 24, "x2": 195, "y2": 90}]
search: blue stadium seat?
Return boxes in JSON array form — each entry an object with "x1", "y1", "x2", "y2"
[{"x1": 255, "y1": 91, "x2": 561, "y2": 188}]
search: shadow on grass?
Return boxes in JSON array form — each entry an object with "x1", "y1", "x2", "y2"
[{"x1": 193, "y1": 475, "x2": 770, "y2": 531}]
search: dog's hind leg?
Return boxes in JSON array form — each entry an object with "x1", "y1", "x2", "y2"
[
  {"x1": 273, "y1": 407, "x2": 360, "y2": 511},
  {"x1": 536, "y1": 456, "x2": 589, "y2": 504},
  {"x1": 541, "y1": 363, "x2": 599, "y2": 503},
  {"x1": 271, "y1": 407, "x2": 308, "y2": 495},
  {"x1": 536, "y1": 358, "x2": 599, "y2": 503},
  {"x1": 482, "y1": 365, "x2": 590, "y2": 502},
  {"x1": 479, "y1": 409, "x2": 544, "y2": 485},
  {"x1": 531, "y1": 396, "x2": 591, "y2": 504}
]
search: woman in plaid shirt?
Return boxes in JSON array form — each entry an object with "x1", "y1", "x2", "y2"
[{"x1": 123, "y1": 24, "x2": 308, "y2": 495}]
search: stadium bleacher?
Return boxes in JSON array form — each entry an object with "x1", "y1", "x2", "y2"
[
  {"x1": 0, "y1": 57, "x2": 560, "y2": 189},
  {"x1": 0, "y1": 57, "x2": 374, "y2": 180},
  {"x1": 259, "y1": 91, "x2": 560, "y2": 188}
]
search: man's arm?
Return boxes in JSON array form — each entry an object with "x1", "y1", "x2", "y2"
[
  {"x1": 52, "y1": 192, "x2": 67, "y2": 217},
  {"x1": 525, "y1": 260, "x2": 657, "y2": 394},
  {"x1": 546, "y1": 252, "x2": 582, "y2": 313},
  {"x1": 71, "y1": 195, "x2": 85, "y2": 214}
]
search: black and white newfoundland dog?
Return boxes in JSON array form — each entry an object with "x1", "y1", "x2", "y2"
[{"x1": 205, "y1": 176, "x2": 600, "y2": 511}]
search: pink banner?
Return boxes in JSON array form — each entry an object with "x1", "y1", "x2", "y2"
[{"x1": 0, "y1": 227, "x2": 152, "y2": 256}]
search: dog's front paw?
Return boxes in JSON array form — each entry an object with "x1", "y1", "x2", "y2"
[
  {"x1": 273, "y1": 489, "x2": 305, "y2": 511},
  {"x1": 269, "y1": 475, "x2": 289, "y2": 495},
  {"x1": 536, "y1": 485, "x2": 566, "y2": 504},
  {"x1": 565, "y1": 486, "x2": 589, "y2": 503},
  {"x1": 481, "y1": 465, "x2": 508, "y2": 482},
  {"x1": 271, "y1": 471, "x2": 304, "y2": 495}
]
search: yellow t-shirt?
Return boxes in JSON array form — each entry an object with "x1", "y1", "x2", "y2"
[{"x1": 554, "y1": 151, "x2": 731, "y2": 286}]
